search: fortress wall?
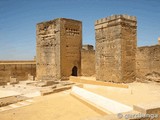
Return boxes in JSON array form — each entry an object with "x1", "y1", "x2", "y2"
[
  {"x1": 80, "y1": 44, "x2": 160, "y2": 79},
  {"x1": 81, "y1": 45, "x2": 95, "y2": 76},
  {"x1": 136, "y1": 45, "x2": 160, "y2": 77},
  {"x1": 0, "y1": 61, "x2": 36, "y2": 85}
]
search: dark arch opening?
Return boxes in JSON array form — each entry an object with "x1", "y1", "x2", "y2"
[{"x1": 71, "y1": 66, "x2": 78, "y2": 76}]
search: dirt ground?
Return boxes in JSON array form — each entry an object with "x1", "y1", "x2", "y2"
[
  {"x1": 0, "y1": 90, "x2": 101, "y2": 120},
  {"x1": 0, "y1": 77, "x2": 160, "y2": 120}
]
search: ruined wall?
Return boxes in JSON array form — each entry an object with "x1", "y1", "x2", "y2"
[
  {"x1": 81, "y1": 45, "x2": 95, "y2": 76},
  {"x1": 36, "y1": 18, "x2": 82, "y2": 81},
  {"x1": 95, "y1": 15, "x2": 137, "y2": 83},
  {"x1": 136, "y1": 45, "x2": 160, "y2": 77},
  {"x1": 0, "y1": 61, "x2": 36, "y2": 85}
]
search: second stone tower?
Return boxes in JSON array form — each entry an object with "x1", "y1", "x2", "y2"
[{"x1": 95, "y1": 15, "x2": 137, "y2": 83}]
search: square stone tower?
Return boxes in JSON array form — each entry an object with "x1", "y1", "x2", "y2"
[
  {"x1": 95, "y1": 15, "x2": 137, "y2": 83},
  {"x1": 36, "y1": 18, "x2": 82, "y2": 81}
]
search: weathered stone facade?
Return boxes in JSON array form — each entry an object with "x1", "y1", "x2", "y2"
[
  {"x1": 136, "y1": 45, "x2": 160, "y2": 77},
  {"x1": 80, "y1": 43, "x2": 160, "y2": 80},
  {"x1": 81, "y1": 45, "x2": 95, "y2": 76},
  {"x1": 95, "y1": 15, "x2": 137, "y2": 83},
  {"x1": 0, "y1": 61, "x2": 36, "y2": 85},
  {"x1": 36, "y1": 18, "x2": 82, "y2": 81}
]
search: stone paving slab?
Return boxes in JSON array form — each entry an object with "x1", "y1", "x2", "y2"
[
  {"x1": 0, "y1": 99, "x2": 34, "y2": 112},
  {"x1": 71, "y1": 86, "x2": 133, "y2": 114}
]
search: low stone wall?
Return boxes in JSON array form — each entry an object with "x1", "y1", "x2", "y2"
[
  {"x1": 69, "y1": 76, "x2": 128, "y2": 88},
  {"x1": 0, "y1": 61, "x2": 36, "y2": 85}
]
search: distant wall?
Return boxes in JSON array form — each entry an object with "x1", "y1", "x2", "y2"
[
  {"x1": 81, "y1": 44, "x2": 160, "y2": 79},
  {"x1": 0, "y1": 61, "x2": 36, "y2": 85},
  {"x1": 136, "y1": 45, "x2": 160, "y2": 77},
  {"x1": 0, "y1": 44, "x2": 159, "y2": 85},
  {"x1": 81, "y1": 45, "x2": 95, "y2": 76}
]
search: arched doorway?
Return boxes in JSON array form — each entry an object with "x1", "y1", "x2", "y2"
[{"x1": 71, "y1": 66, "x2": 78, "y2": 76}]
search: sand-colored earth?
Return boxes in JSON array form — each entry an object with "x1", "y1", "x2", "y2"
[
  {"x1": 0, "y1": 90, "x2": 101, "y2": 120},
  {"x1": 0, "y1": 77, "x2": 160, "y2": 120}
]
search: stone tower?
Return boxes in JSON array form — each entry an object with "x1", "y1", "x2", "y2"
[
  {"x1": 95, "y1": 15, "x2": 137, "y2": 83},
  {"x1": 36, "y1": 18, "x2": 82, "y2": 81},
  {"x1": 158, "y1": 37, "x2": 160, "y2": 45}
]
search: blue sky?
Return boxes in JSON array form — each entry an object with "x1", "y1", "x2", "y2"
[{"x1": 0, "y1": 0, "x2": 160, "y2": 60}]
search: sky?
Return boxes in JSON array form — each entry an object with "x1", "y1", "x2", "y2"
[{"x1": 0, "y1": 0, "x2": 160, "y2": 60}]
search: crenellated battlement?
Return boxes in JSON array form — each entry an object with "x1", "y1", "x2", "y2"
[{"x1": 95, "y1": 14, "x2": 136, "y2": 26}]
